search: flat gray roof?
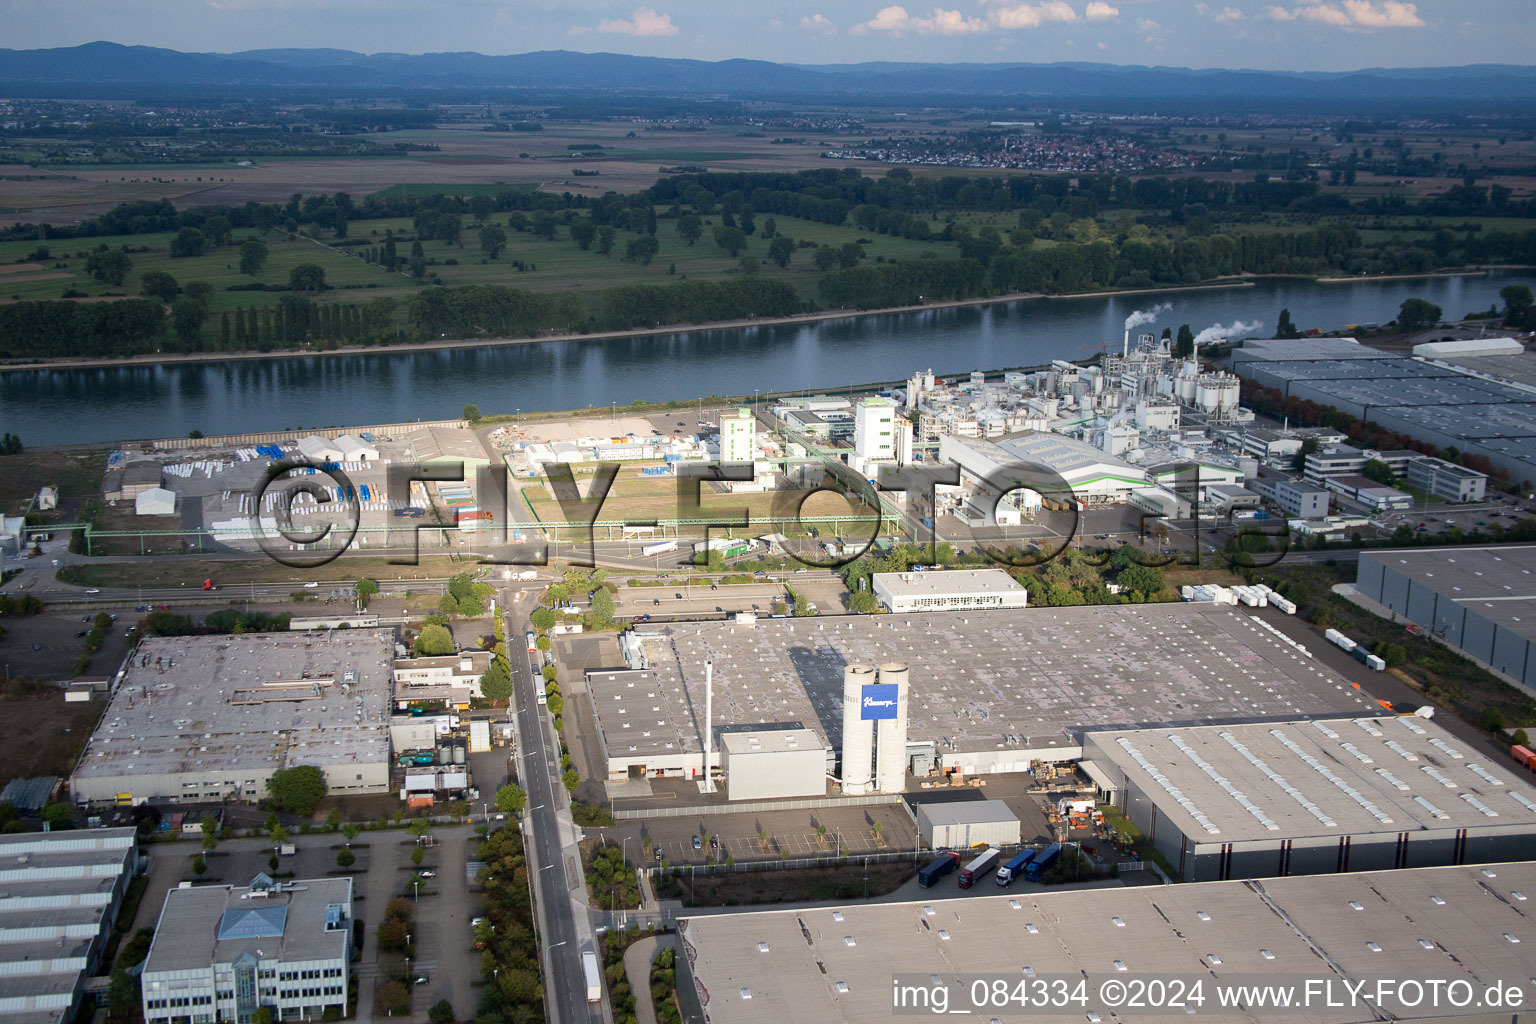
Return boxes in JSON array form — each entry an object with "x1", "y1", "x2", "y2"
[
  {"x1": 75, "y1": 632, "x2": 393, "y2": 781},
  {"x1": 913, "y1": 799, "x2": 1016, "y2": 826},
  {"x1": 145, "y1": 878, "x2": 352, "y2": 973},
  {"x1": 1087, "y1": 716, "x2": 1536, "y2": 843},
  {"x1": 0, "y1": 829, "x2": 137, "y2": 1024},
  {"x1": 1232, "y1": 337, "x2": 1379, "y2": 361},
  {"x1": 679, "y1": 861, "x2": 1536, "y2": 1024},
  {"x1": 1363, "y1": 545, "x2": 1536, "y2": 639},
  {"x1": 720, "y1": 729, "x2": 824, "y2": 755},
  {"x1": 408, "y1": 426, "x2": 489, "y2": 464},
  {"x1": 588, "y1": 604, "x2": 1379, "y2": 762},
  {"x1": 871, "y1": 568, "x2": 1025, "y2": 597}
]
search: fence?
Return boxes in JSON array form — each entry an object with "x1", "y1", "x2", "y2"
[
  {"x1": 644, "y1": 848, "x2": 920, "y2": 877},
  {"x1": 614, "y1": 793, "x2": 900, "y2": 821},
  {"x1": 148, "y1": 418, "x2": 470, "y2": 451}
]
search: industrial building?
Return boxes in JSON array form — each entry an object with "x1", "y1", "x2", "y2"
[
  {"x1": 1205, "y1": 484, "x2": 1260, "y2": 514},
  {"x1": 1355, "y1": 546, "x2": 1536, "y2": 692},
  {"x1": 577, "y1": 604, "x2": 1379, "y2": 786},
  {"x1": 0, "y1": 828, "x2": 139, "y2": 1024},
  {"x1": 1082, "y1": 716, "x2": 1536, "y2": 881},
  {"x1": 1250, "y1": 477, "x2": 1330, "y2": 519},
  {"x1": 392, "y1": 651, "x2": 492, "y2": 709},
  {"x1": 1322, "y1": 474, "x2": 1413, "y2": 511},
  {"x1": 102, "y1": 459, "x2": 163, "y2": 502},
  {"x1": 1405, "y1": 456, "x2": 1488, "y2": 503},
  {"x1": 912, "y1": 798, "x2": 1020, "y2": 848},
  {"x1": 941, "y1": 432, "x2": 1149, "y2": 503},
  {"x1": 407, "y1": 426, "x2": 491, "y2": 469},
  {"x1": 70, "y1": 632, "x2": 394, "y2": 806},
  {"x1": 134, "y1": 487, "x2": 178, "y2": 516},
  {"x1": 870, "y1": 568, "x2": 1028, "y2": 613},
  {"x1": 674, "y1": 861, "x2": 1536, "y2": 1024},
  {"x1": 719, "y1": 729, "x2": 827, "y2": 802},
  {"x1": 718, "y1": 408, "x2": 755, "y2": 463},
  {"x1": 1414, "y1": 337, "x2": 1523, "y2": 359},
  {"x1": 141, "y1": 876, "x2": 352, "y2": 1024},
  {"x1": 1231, "y1": 338, "x2": 1536, "y2": 486}
]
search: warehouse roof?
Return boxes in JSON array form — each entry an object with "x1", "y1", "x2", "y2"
[
  {"x1": 408, "y1": 426, "x2": 489, "y2": 465},
  {"x1": 73, "y1": 632, "x2": 392, "y2": 782},
  {"x1": 1086, "y1": 716, "x2": 1536, "y2": 843},
  {"x1": 1360, "y1": 545, "x2": 1536, "y2": 640},
  {"x1": 1231, "y1": 337, "x2": 1378, "y2": 361},
  {"x1": 870, "y1": 568, "x2": 1026, "y2": 597},
  {"x1": 910, "y1": 798, "x2": 1016, "y2": 826},
  {"x1": 585, "y1": 604, "x2": 1379, "y2": 763},
  {"x1": 720, "y1": 729, "x2": 824, "y2": 756},
  {"x1": 0, "y1": 829, "x2": 137, "y2": 1024},
  {"x1": 145, "y1": 877, "x2": 352, "y2": 973},
  {"x1": 677, "y1": 861, "x2": 1536, "y2": 1024}
]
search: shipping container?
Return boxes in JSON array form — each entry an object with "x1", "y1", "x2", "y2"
[
  {"x1": 958, "y1": 848, "x2": 1000, "y2": 888},
  {"x1": 642, "y1": 540, "x2": 679, "y2": 557},
  {"x1": 917, "y1": 851, "x2": 961, "y2": 887},
  {"x1": 1024, "y1": 843, "x2": 1063, "y2": 881},
  {"x1": 1513, "y1": 745, "x2": 1536, "y2": 771},
  {"x1": 583, "y1": 951, "x2": 602, "y2": 1003}
]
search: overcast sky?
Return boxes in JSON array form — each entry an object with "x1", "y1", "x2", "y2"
[{"x1": 1, "y1": 0, "x2": 1527, "y2": 73}]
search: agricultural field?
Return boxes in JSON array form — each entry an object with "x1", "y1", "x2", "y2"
[{"x1": 0, "y1": 121, "x2": 877, "y2": 227}]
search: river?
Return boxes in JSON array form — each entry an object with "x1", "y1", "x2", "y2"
[{"x1": 4, "y1": 272, "x2": 1532, "y2": 445}]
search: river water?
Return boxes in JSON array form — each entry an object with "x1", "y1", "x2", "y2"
[{"x1": 4, "y1": 272, "x2": 1532, "y2": 445}]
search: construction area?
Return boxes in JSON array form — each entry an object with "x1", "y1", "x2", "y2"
[{"x1": 69, "y1": 631, "x2": 395, "y2": 806}]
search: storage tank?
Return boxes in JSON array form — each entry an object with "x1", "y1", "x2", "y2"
[
  {"x1": 841, "y1": 664, "x2": 876, "y2": 795},
  {"x1": 874, "y1": 663, "x2": 910, "y2": 794},
  {"x1": 436, "y1": 743, "x2": 451, "y2": 765},
  {"x1": 453, "y1": 744, "x2": 466, "y2": 765},
  {"x1": 1197, "y1": 373, "x2": 1240, "y2": 419}
]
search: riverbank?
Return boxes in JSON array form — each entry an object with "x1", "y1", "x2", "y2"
[{"x1": 0, "y1": 279, "x2": 1256, "y2": 375}]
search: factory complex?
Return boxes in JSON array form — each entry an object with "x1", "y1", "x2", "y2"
[
  {"x1": 1083, "y1": 716, "x2": 1536, "y2": 880},
  {"x1": 70, "y1": 632, "x2": 396, "y2": 807},
  {"x1": 674, "y1": 861, "x2": 1536, "y2": 1024},
  {"x1": 582, "y1": 603, "x2": 1378, "y2": 785}
]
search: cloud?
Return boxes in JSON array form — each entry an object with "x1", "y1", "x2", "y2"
[
  {"x1": 852, "y1": 5, "x2": 989, "y2": 34},
  {"x1": 991, "y1": 0, "x2": 1076, "y2": 28},
  {"x1": 1266, "y1": 0, "x2": 1423, "y2": 28},
  {"x1": 1136, "y1": 16, "x2": 1167, "y2": 44},
  {"x1": 1214, "y1": 5, "x2": 1243, "y2": 21},
  {"x1": 572, "y1": 5, "x2": 678, "y2": 35},
  {"x1": 800, "y1": 12, "x2": 836, "y2": 32},
  {"x1": 1084, "y1": 1, "x2": 1118, "y2": 19}
]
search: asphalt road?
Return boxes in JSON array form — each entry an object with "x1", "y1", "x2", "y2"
[{"x1": 505, "y1": 590, "x2": 600, "y2": 1024}]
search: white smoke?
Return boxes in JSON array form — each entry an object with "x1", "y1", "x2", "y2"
[
  {"x1": 1123, "y1": 302, "x2": 1172, "y2": 332},
  {"x1": 1191, "y1": 320, "x2": 1263, "y2": 348}
]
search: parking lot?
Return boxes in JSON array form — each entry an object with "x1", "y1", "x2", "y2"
[{"x1": 126, "y1": 825, "x2": 486, "y2": 1022}]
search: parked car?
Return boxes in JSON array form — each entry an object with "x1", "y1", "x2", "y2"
[
  {"x1": 417, "y1": 870, "x2": 436, "y2": 878},
  {"x1": 653, "y1": 598, "x2": 661, "y2": 606},
  {"x1": 85, "y1": 589, "x2": 100, "y2": 595},
  {"x1": 692, "y1": 836, "x2": 702, "y2": 850},
  {"x1": 410, "y1": 975, "x2": 429, "y2": 986}
]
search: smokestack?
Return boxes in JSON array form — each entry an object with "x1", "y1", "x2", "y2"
[
  {"x1": 1123, "y1": 329, "x2": 1130, "y2": 359},
  {"x1": 701, "y1": 660, "x2": 715, "y2": 792}
]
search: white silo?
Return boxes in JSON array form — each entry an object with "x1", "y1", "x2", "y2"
[
  {"x1": 874, "y1": 663, "x2": 910, "y2": 794},
  {"x1": 841, "y1": 664, "x2": 876, "y2": 795}
]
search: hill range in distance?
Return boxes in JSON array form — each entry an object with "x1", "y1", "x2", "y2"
[{"x1": 1, "y1": 41, "x2": 1535, "y2": 107}]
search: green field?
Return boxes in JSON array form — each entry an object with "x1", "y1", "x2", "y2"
[
  {"x1": 520, "y1": 474, "x2": 878, "y2": 526},
  {"x1": 1, "y1": 203, "x2": 964, "y2": 345}
]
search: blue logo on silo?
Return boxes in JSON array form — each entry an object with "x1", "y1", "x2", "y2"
[{"x1": 860, "y1": 683, "x2": 899, "y2": 720}]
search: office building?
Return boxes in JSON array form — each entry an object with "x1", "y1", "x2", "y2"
[
  {"x1": 1404, "y1": 456, "x2": 1488, "y2": 503},
  {"x1": 1250, "y1": 478, "x2": 1330, "y2": 519},
  {"x1": 719, "y1": 408, "x2": 755, "y2": 463},
  {"x1": 141, "y1": 876, "x2": 352, "y2": 1024},
  {"x1": 871, "y1": 568, "x2": 1028, "y2": 613}
]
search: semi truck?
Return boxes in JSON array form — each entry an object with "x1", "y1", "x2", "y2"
[
  {"x1": 582, "y1": 950, "x2": 601, "y2": 1003},
  {"x1": 958, "y1": 848, "x2": 1000, "y2": 889},
  {"x1": 642, "y1": 539, "x2": 678, "y2": 557},
  {"x1": 917, "y1": 851, "x2": 961, "y2": 887},
  {"x1": 1024, "y1": 843, "x2": 1063, "y2": 882},
  {"x1": 996, "y1": 849, "x2": 1035, "y2": 886}
]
